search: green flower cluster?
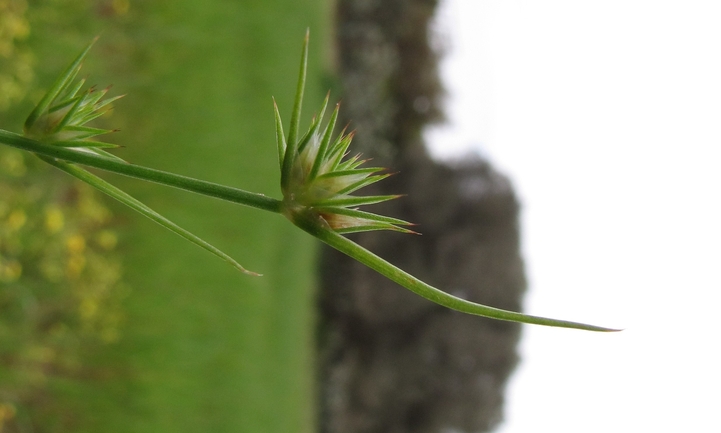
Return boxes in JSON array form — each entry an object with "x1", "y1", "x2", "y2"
[
  {"x1": 277, "y1": 94, "x2": 413, "y2": 235},
  {"x1": 23, "y1": 39, "x2": 122, "y2": 153},
  {"x1": 0, "y1": 33, "x2": 618, "y2": 340},
  {"x1": 276, "y1": 33, "x2": 412, "y2": 235}
]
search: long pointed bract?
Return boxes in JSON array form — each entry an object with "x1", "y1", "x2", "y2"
[
  {"x1": 295, "y1": 214, "x2": 619, "y2": 332},
  {"x1": 281, "y1": 29, "x2": 309, "y2": 192},
  {"x1": 273, "y1": 98, "x2": 287, "y2": 171},
  {"x1": 0, "y1": 33, "x2": 619, "y2": 327},
  {"x1": 41, "y1": 156, "x2": 260, "y2": 276},
  {"x1": 274, "y1": 32, "x2": 618, "y2": 331},
  {"x1": 25, "y1": 38, "x2": 96, "y2": 133}
]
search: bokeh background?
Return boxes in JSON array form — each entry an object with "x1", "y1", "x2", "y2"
[
  {"x1": 4, "y1": 1, "x2": 719, "y2": 433},
  {"x1": 428, "y1": 1, "x2": 721, "y2": 432},
  {"x1": 2, "y1": 1, "x2": 332, "y2": 432}
]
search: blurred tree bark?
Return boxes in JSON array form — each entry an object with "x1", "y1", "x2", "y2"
[{"x1": 319, "y1": 1, "x2": 525, "y2": 432}]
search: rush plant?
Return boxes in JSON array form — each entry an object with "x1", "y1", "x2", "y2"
[{"x1": 0, "y1": 33, "x2": 618, "y2": 332}]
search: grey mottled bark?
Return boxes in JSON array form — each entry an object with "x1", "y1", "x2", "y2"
[{"x1": 318, "y1": 1, "x2": 526, "y2": 432}]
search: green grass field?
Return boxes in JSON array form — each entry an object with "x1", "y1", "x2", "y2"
[{"x1": 14, "y1": 2, "x2": 333, "y2": 432}]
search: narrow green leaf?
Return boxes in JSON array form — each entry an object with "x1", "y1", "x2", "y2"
[
  {"x1": 314, "y1": 210, "x2": 410, "y2": 234},
  {"x1": 336, "y1": 174, "x2": 391, "y2": 195},
  {"x1": 316, "y1": 167, "x2": 381, "y2": 179},
  {"x1": 309, "y1": 102, "x2": 340, "y2": 179},
  {"x1": 315, "y1": 194, "x2": 401, "y2": 208},
  {"x1": 337, "y1": 154, "x2": 367, "y2": 170},
  {"x1": 76, "y1": 109, "x2": 108, "y2": 125},
  {"x1": 53, "y1": 97, "x2": 84, "y2": 132},
  {"x1": 295, "y1": 118, "x2": 319, "y2": 155},
  {"x1": 326, "y1": 132, "x2": 355, "y2": 170},
  {"x1": 51, "y1": 140, "x2": 119, "y2": 149},
  {"x1": 314, "y1": 206, "x2": 413, "y2": 227},
  {"x1": 91, "y1": 148, "x2": 127, "y2": 163},
  {"x1": 92, "y1": 93, "x2": 125, "y2": 112},
  {"x1": 58, "y1": 125, "x2": 114, "y2": 140},
  {"x1": 25, "y1": 38, "x2": 96, "y2": 133},
  {"x1": 310, "y1": 169, "x2": 372, "y2": 191},
  {"x1": 273, "y1": 98, "x2": 287, "y2": 171},
  {"x1": 49, "y1": 96, "x2": 80, "y2": 114},
  {"x1": 320, "y1": 125, "x2": 347, "y2": 164},
  {"x1": 293, "y1": 213, "x2": 620, "y2": 332},
  {"x1": 83, "y1": 86, "x2": 109, "y2": 107},
  {"x1": 63, "y1": 78, "x2": 87, "y2": 100},
  {"x1": 39, "y1": 155, "x2": 260, "y2": 276},
  {"x1": 76, "y1": 93, "x2": 123, "y2": 125},
  {"x1": 297, "y1": 92, "x2": 330, "y2": 154},
  {"x1": 334, "y1": 224, "x2": 411, "y2": 234},
  {"x1": 309, "y1": 168, "x2": 383, "y2": 197},
  {"x1": 281, "y1": 29, "x2": 310, "y2": 191}
]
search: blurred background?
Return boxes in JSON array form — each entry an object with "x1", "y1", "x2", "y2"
[
  {"x1": 3, "y1": 1, "x2": 719, "y2": 433},
  {"x1": 427, "y1": 1, "x2": 721, "y2": 432},
  {"x1": 1, "y1": 1, "x2": 330, "y2": 432}
]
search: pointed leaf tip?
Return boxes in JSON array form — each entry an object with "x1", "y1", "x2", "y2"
[
  {"x1": 25, "y1": 39, "x2": 97, "y2": 133},
  {"x1": 40, "y1": 157, "x2": 261, "y2": 276},
  {"x1": 281, "y1": 31, "x2": 310, "y2": 191}
]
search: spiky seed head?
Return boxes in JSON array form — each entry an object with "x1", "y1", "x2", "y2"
[
  {"x1": 277, "y1": 33, "x2": 414, "y2": 235},
  {"x1": 24, "y1": 40, "x2": 122, "y2": 151}
]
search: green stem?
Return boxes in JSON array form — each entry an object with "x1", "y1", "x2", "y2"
[
  {"x1": 0, "y1": 129, "x2": 282, "y2": 213},
  {"x1": 39, "y1": 155, "x2": 259, "y2": 275},
  {"x1": 293, "y1": 210, "x2": 619, "y2": 332},
  {"x1": 1, "y1": 128, "x2": 617, "y2": 330}
]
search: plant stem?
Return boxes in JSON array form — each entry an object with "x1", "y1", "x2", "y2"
[
  {"x1": 1, "y1": 129, "x2": 618, "y2": 331},
  {"x1": 292, "y1": 209, "x2": 619, "y2": 332},
  {"x1": 39, "y1": 154, "x2": 260, "y2": 275},
  {"x1": 0, "y1": 129, "x2": 282, "y2": 213}
]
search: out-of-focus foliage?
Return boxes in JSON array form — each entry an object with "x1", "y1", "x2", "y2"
[
  {"x1": 1, "y1": 0, "x2": 327, "y2": 431},
  {"x1": 0, "y1": 0, "x2": 33, "y2": 111},
  {"x1": 1, "y1": 2, "x2": 129, "y2": 429},
  {"x1": 0, "y1": 148, "x2": 128, "y2": 432}
]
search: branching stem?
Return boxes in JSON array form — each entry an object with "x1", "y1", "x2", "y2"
[
  {"x1": 291, "y1": 209, "x2": 618, "y2": 332},
  {"x1": 0, "y1": 32, "x2": 620, "y2": 331},
  {"x1": 0, "y1": 129, "x2": 282, "y2": 213}
]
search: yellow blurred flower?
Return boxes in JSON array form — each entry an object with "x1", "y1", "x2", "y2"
[
  {"x1": 0, "y1": 259, "x2": 22, "y2": 282},
  {"x1": 96, "y1": 229, "x2": 118, "y2": 250},
  {"x1": 0, "y1": 402, "x2": 17, "y2": 428},
  {"x1": 0, "y1": 150, "x2": 26, "y2": 176},
  {"x1": 79, "y1": 298, "x2": 98, "y2": 320},
  {"x1": 66, "y1": 234, "x2": 86, "y2": 254},
  {"x1": 66, "y1": 254, "x2": 86, "y2": 278},
  {"x1": 6, "y1": 209, "x2": 26, "y2": 231},
  {"x1": 112, "y1": 0, "x2": 130, "y2": 15},
  {"x1": 44, "y1": 206, "x2": 64, "y2": 233}
]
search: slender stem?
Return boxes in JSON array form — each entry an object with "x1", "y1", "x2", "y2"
[
  {"x1": 1, "y1": 128, "x2": 618, "y2": 330},
  {"x1": 0, "y1": 129, "x2": 282, "y2": 213},
  {"x1": 292, "y1": 209, "x2": 619, "y2": 332},
  {"x1": 39, "y1": 155, "x2": 260, "y2": 275}
]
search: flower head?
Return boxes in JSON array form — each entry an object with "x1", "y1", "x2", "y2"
[
  {"x1": 24, "y1": 39, "x2": 122, "y2": 154},
  {"x1": 276, "y1": 32, "x2": 413, "y2": 235}
]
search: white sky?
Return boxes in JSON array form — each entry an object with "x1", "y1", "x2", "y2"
[{"x1": 426, "y1": 1, "x2": 721, "y2": 432}]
